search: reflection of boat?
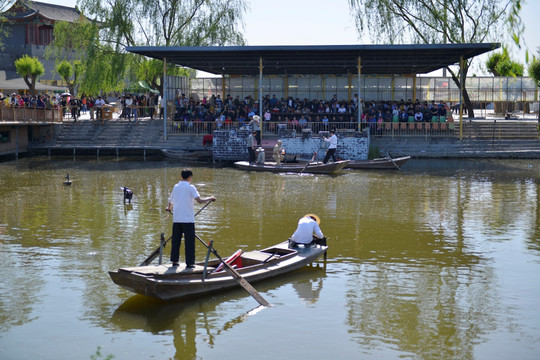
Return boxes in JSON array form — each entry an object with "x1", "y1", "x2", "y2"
[
  {"x1": 109, "y1": 240, "x2": 328, "y2": 301},
  {"x1": 161, "y1": 149, "x2": 213, "y2": 162},
  {"x1": 233, "y1": 160, "x2": 350, "y2": 174},
  {"x1": 347, "y1": 156, "x2": 411, "y2": 170}
]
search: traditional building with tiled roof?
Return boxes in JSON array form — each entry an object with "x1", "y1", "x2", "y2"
[{"x1": 0, "y1": 1, "x2": 84, "y2": 91}]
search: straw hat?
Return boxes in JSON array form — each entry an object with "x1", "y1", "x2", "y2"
[
  {"x1": 304, "y1": 214, "x2": 320, "y2": 224},
  {"x1": 252, "y1": 115, "x2": 260, "y2": 121}
]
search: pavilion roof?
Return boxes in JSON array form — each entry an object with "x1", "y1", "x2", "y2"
[{"x1": 127, "y1": 43, "x2": 499, "y2": 76}]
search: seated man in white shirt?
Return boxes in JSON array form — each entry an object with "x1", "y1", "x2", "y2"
[{"x1": 289, "y1": 214, "x2": 326, "y2": 248}]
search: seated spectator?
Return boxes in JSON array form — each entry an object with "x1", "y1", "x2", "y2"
[
  {"x1": 299, "y1": 115, "x2": 308, "y2": 128},
  {"x1": 414, "y1": 109, "x2": 423, "y2": 122}
]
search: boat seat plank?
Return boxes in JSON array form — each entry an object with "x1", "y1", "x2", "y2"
[
  {"x1": 242, "y1": 251, "x2": 278, "y2": 262},
  {"x1": 119, "y1": 264, "x2": 213, "y2": 275}
]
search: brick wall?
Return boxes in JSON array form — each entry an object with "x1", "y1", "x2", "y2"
[
  {"x1": 213, "y1": 130, "x2": 369, "y2": 161},
  {"x1": 213, "y1": 130, "x2": 251, "y2": 161},
  {"x1": 281, "y1": 133, "x2": 369, "y2": 161}
]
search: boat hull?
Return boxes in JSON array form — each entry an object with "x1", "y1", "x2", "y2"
[
  {"x1": 234, "y1": 160, "x2": 350, "y2": 174},
  {"x1": 346, "y1": 156, "x2": 410, "y2": 169},
  {"x1": 109, "y1": 241, "x2": 327, "y2": 301},
  {"x1": 161, "y1": 149, "x2": 213, "y2": 162}
]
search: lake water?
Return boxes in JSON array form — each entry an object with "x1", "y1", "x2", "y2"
[{"x1": 1, "y1": 157, "x2": 539, "y2": 360}]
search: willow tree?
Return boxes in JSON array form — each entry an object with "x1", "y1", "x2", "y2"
[
  {"x1": 77, "y1": 0, "x2": 247, "y2": 93},
  {"x1": 348, "y1": 0, "x2": 521, "y2": 118},
  {"x1": 529, "y1": 57, "x2": 540, "y2": 121},
  {"x1": 14, "y1": 55, "x2": 44, "y2": 95},
  {"x1": 57, "y1": 60, "x2": 83, "y2": 97},
  {"x1": 135, "y1": 58, "x2": 193, "y2": 95},
  {"x1": 46, "y1": 17, "x2": 127, "y2": 96}
]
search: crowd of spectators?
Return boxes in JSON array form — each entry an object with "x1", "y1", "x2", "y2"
[
  {"x1": 360, "y1": 99, "x2": 452, "y2": 124},
  {"x1": 170, "y1": 93, "x2": 455, "y2": 134},
  {"x1": 173, "y1": 93, "x2": 361, "y2": 125},
  {"x1": 2, "y1": 90, "x2": 454, "y2": 129}
]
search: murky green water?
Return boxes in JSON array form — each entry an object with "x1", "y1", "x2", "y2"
[{"x1": 1, "y1": 157, "x2": 540, "y2": 360}]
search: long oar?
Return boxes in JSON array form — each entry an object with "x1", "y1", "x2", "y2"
[
  {"x1": 300, "y1": 152, "x2": 317, "y2": 173},
  {"x1": 139, "y1": 201, "x2": 213, "y2": 266},
  {"x1": 195, "y1": 233, "x2": 270, "y2": 307}
]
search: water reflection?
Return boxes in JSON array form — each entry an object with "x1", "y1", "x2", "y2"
[
  {"x1": 1, "y1": 158, "x2": 540, "y2": 359},
  {"x1": 110, "y1": 265, "x2": 326, "y2": 360}
]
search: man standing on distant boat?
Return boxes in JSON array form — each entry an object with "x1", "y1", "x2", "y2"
[
  {"x1": 249, "y1": 115, "x2": 261, "y2": 146},
  {"x1": 166, "y1": 168, "x2": 216, "y2": 268},
  {"x1": 289, "y1": 214, "x2": 325, "y2": 248},
  {"x1": 247, "y1": 131, "x2": 257, "y2": 163},
  {"x1": 322, "y1": 129, "x2": 338, "y2": 164}
]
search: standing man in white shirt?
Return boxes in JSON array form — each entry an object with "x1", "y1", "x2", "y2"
[
  {"x1": 166, "y1": 168, "x2": 216, "y2": 268},
  {"x1": 322, "y1": 129, "x2": 338, "y2": 164},
  {"x1": 95, "y1": 96, "x2": 105, "y2": 123},
  {"x1": 124, "y1": 95, "x2": 133, "y2": 120}
]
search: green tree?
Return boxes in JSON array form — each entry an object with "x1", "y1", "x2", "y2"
[
  {"x1": 77, "y1": 0, "x2": 247, "y2": 94},
  {"x1": 486, "y1": 49, "x2": 524, "y2": 115},
  {"x1": 486, "y1": 50, "x2": 524, "y2": 77},
  {"x1": 348, "y1": 0, "x2": 521, "y2": 118},
  {"x1": 46, "y1": 17, "x2": 127, "y2": 95},
  {"x1": 528, "y1": 56, "x2": 540, "y2": 121},
  {"x1": 57, "y1": 60, "x2": 83, "y2": 96},
  {"x1": 14, "y1": 54, "x2": 44, "y2": 95},
  {"x1": 135, "y1": 58, "x2": 193, "y2": 95}
]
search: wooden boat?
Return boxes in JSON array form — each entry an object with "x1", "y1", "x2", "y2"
[
  {"x1": 346, "y1": 156, "x2": 411, "y2": 170},
  {"x1": 234, "y1": 160, "x2": 350, "y2": 174},
  {"x1": 161, "y1": 149, "x2": 213, "y2": 162},
  {"x1": 109, "y1": 240, "x2": 328, "y2": 301}
]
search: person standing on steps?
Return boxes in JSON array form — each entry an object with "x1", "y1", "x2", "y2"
[{"x1": 166, "y1": 168, "x2": 216, "y2": 268}]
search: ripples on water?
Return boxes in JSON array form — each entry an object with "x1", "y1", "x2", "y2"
[{"x1": 1, "y1": 158, "x2": 539, "y2": 359}]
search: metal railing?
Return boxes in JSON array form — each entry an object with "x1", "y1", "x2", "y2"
[
  {"x1": 0, "y1": 106, "x2": 64, "y2": 122},
  {"x1": 166, "y1": 119, "x2": 540, "y2": 139}
]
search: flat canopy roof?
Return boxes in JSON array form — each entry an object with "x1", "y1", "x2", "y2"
[{"x1": 127, "y1": 44, "x2": 499, "y2": 76}]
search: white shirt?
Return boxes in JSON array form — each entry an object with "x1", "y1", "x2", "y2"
[
  {"x1": 325, "y1": 134, "x2": 338, "y2": 149},
  {"x1": 95, "y1": 98, "x2": 105, "y2": 107},
  {"x1": 168, "y1": 181, "x2": 200, "y2": 223},
  {"x1": 291, "y1": 217, "x2": 324, "y2": 244}
]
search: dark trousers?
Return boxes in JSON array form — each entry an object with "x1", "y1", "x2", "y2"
[
  {"x1": 248, "y1": 147, "x2": 256, "y2": 162},
  {"x1": 170, "y1": 222, "x2": 195, "y2": 265},
  {"x1": 323, "y1": 148, "x2": 336, "y2": 164},
  {"x1": 255, "y1": 130, "x2": 261, "y2": 146}
]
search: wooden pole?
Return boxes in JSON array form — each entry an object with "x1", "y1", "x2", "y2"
[
  {"x1": 195, "y1": 233, "x2": 270, "y2": 307},
  {"x1": 259, "y1": 57, "x2": 263, "y2": 141},
  {"x1": 459, "y1": 55, "x2": 464, "y2": 140},
  {"x1": 358, "y1": 57, "x2": 362, "y2": 132},
  {"x1": 163, "y1": 57, "x2": 168, "y2": 140}
]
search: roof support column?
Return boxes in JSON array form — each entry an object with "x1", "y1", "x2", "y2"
[
  {"x1": 413, "y1": 76, "x2": 417, "y2": 101},
  {"x1": 284, "y1": 72, "x2": 288, "y2": 100},
  {"x1": 222, "y1": 76, "x2": 226, "y2": 105},
  {"x1": 459, "y1": 54, "x2": 464, "y2": 140},
  {"x1": 348, "y1": 71, "x2": 352, "y2": 102},
  {"x1": 163, "y1": 57, "x2": 167, "y2": 140},
  {"x1": 357, "y1": 56, "x2": 362, "y2": 130},
  {"x1": 259, "y1": 56, "x2": 263, "y2": 142}
]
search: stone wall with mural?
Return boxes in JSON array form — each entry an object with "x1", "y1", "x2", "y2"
[{"x1": 213, "y1": 130, "x2": 369, "y2": 161}]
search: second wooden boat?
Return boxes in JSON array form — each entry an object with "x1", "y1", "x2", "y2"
[
  {"x1": 347, "y1": 156, "x2": 410, "y2": 170},
  {"x1": 234, "y1": 160, "x2": 350, "y2": 174},
  {"x1": 161, "y1": 149, "x2": 213, "y2": 162}
]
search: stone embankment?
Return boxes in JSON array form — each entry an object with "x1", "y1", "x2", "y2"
[{"x1": 28, "y1": 117, "x2": 540, "y2": 159}]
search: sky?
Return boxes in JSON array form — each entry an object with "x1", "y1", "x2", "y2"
[{"x1": 36, "y1": 0, "x2": 540, "y2": 73}]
